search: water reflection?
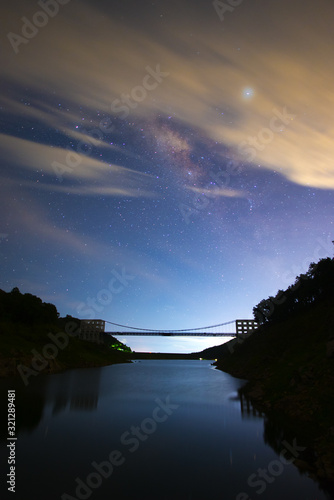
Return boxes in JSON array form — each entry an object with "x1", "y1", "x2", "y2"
[
  {"x1": 0, "y1": 377, "x2": 48, "y2": 439},
  {"x1": 0, "y1": 367, "x2": 102, "y2": 440},
  {"x1": 0, "y1": 361, "x2": 332, "y2": 500},
  {"x1": 238, "y1": 390, "x2": 265, "y2": 419},
  {"x1": 237, "y1": 387, "x2": 334, "y2": 499},
  {"x1": 47, "y1": 368, "x2": 101, "y2": 414}
]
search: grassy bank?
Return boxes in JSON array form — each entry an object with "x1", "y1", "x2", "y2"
[
  {"x1": 213, "y1": 298, "x2": 334, "y2": 482},
  {"x1": 0, "y1": 321, "x2": 131, "y2": 379}
]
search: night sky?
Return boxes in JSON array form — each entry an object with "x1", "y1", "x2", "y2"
[{"x1": 1, "y1": 0, "x2": 333, "y2": 352}]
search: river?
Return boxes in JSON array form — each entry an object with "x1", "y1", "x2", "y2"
[{"x1": 1, "y1": 359, "x2": 332, "y2": 499}]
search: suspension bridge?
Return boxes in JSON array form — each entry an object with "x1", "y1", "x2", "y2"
[{"x1": 101, "y1": 319, "x2": 258, "y2": 337}]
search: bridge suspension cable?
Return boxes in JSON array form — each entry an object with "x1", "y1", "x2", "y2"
[{"x1": 104, "y1": 319, "x2": 236, "y2": 334}]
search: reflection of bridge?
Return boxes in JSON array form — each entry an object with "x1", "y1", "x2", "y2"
[{"x1": 104, "y1": 319, "x2": 258, "y2": 337}]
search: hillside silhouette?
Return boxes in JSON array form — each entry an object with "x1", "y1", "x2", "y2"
[
  {"x1": 0, "y1": 288, "x2": 131, "y2": 377},
  {"x1": 253, "y1": 255, "x2": 334, "y2": 325},
  {"x1": 212, "y1": 255, "x2": 334, "y2": 483}
]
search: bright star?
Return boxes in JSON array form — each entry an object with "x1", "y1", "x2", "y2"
[{"x1": 243, "y1": 87, "x2": 254, "y2": 99}]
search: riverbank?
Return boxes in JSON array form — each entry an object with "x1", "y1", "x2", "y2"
[
  {"x1": 0, "y1": 323, "x2": 203, "y2": 379},
  {"x1": 213, "y1": 298, "x2": 334, "y2": 485},
  {"x1": 0, "y1": 322, "x2": 131, "y2": 379}
]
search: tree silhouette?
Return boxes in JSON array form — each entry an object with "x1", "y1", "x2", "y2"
[
  {"x1": 253, "y1": 256, "x2": 334, "y2": 325},
  {"x1": 0, "y1": 288, "x2": 59, "y2": 326}
]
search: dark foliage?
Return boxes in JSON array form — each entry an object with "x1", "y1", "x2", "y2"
[
  {"x1": 57, "y1": 314, "x2": 80, "y2": 331},
  {"x1": 253, "y1": 256, "x2": 334, "y2": 325},
  {"x1": 0, "y1": 287, "x2": 59, "y2": 326}
]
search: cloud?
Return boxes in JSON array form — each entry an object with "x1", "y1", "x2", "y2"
[
  {"x1": 0, "y1": 188, "x2": 167, "y2": 286},
  {"x1": 6, "y1": 177, "x2": 157, "y2": 199},
  {"x1": 0, "y1": 133, "x2": 157, "y2": 197},
  {"x1": 37, "y1": 183, "x2": 157, "y2": 198},
  {"x1": 1, "y1": 194, "x2": 109, "y2": 258},
  {"x1": 188, "y1": 186, "x2": 246, "y2": 198},
  {"x1": 2, "y1": 0, "x2": 334, "y2": 189}
]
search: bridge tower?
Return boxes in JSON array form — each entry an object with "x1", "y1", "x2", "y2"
[{"x1": 79, "y1": 319, "x2": 105, "y2": 342}]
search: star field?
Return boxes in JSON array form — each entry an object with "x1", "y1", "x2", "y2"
[{"x1": 0, "y1": 0, "x2": 333, "y2": 352}]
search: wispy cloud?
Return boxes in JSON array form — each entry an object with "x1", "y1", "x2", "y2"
[
  {"x1": 0, "y1": 189, "x2": 167, "y2": 288},
  {"x1": 188, "y1": 186, "x2": 246, "y2": 198},
  {"x1": 0, "y1": 133, "x2": 158, "y2": 198},
  {"x1": 2, "y1": 1, "x2": 334, "y2": 189}
]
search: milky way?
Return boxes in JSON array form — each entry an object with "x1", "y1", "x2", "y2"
[{"x1": 1, "y1": 0, "x2": 333, "y2": 351}]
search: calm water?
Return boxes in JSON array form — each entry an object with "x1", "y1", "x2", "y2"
[{"x1": 0, "y1": 360, "x2": 332, "y2": 499}]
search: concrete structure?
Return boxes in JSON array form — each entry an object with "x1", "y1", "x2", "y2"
[
  {"x1": 235, "y1": 319, "x2": 258, "y2": 337},
  {"x1": 79, "y1": 319, "x2": 105, "y2": 343}
]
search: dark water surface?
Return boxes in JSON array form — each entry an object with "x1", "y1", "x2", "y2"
[{"x1": 0, "y1": 360, "x2": 332, "y2": 499}]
